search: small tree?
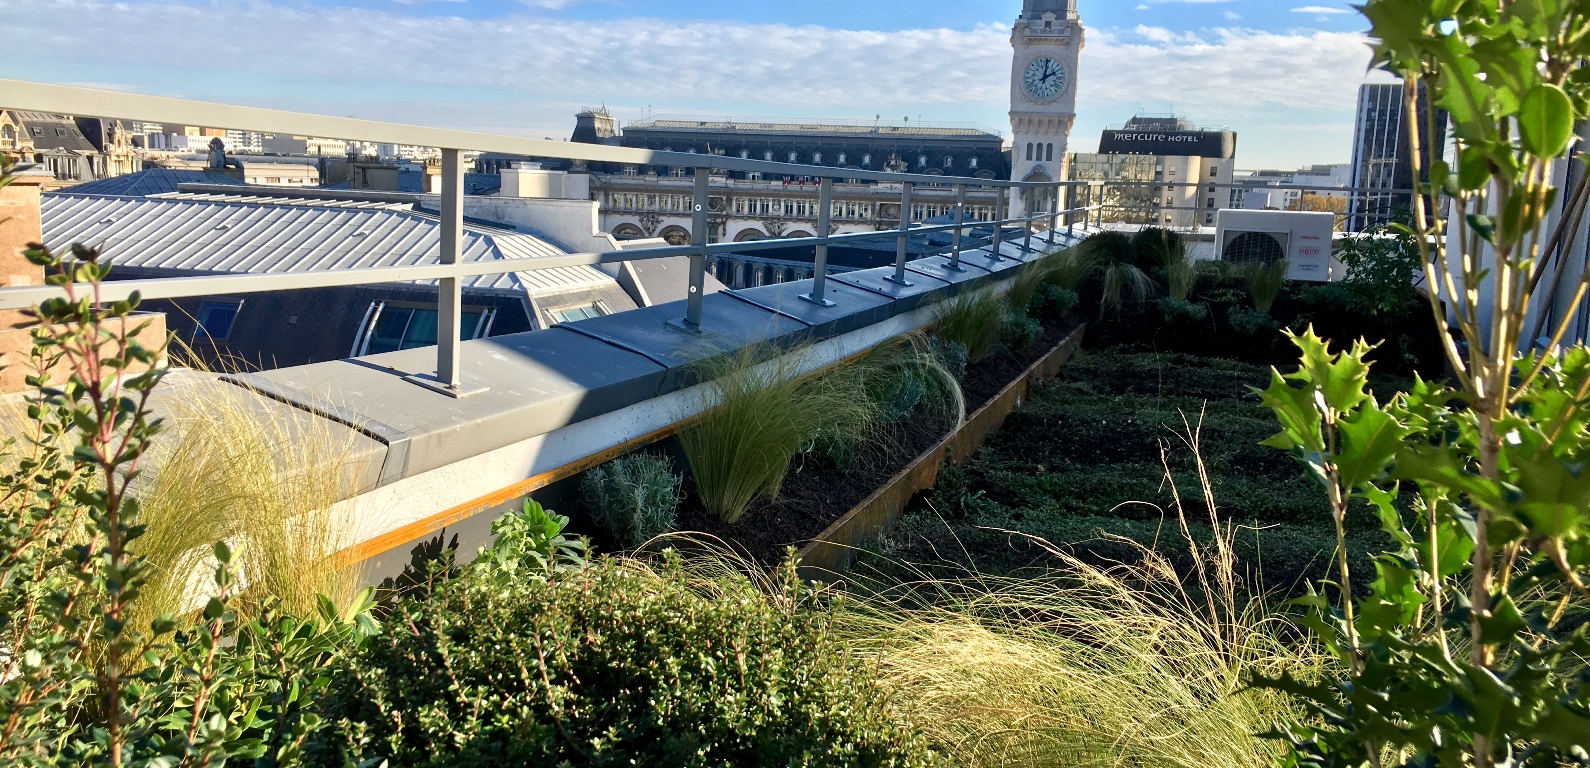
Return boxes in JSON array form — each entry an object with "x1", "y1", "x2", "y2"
[{"x1": 1255, "y1": 4, "x2": 1590, "y2": 767}]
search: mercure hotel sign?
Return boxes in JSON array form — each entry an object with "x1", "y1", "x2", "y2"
[{"x1": 1098, "y1": 129, "x2": 1236, "y2": 159}]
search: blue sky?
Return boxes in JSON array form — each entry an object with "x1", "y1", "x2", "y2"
[{"x1": 0, "y1": 0, "x2": 1379, "y2": 169}]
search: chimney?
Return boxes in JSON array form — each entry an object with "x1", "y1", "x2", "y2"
[
  {"x1": 0, "y1": 166, "x2": 167, "y2": 394},
  {"x1": 423, "y1": 158, "x2": 441, "y2": 194},
  {"x1": 501, "y1": 161, "x2": 563, "y2": 199},
  {"x1": 0, "y1": 168, "x2": 47, "y2": 328}
]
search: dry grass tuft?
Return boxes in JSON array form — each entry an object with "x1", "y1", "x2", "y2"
[
  {"x1": 130, "y1": 375, "x2": 362, "y2": 624},
  {"x1": 835, "y1": 411, "x2": 1323, "y2": 768}
]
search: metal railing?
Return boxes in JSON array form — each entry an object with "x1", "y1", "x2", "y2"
[{"x1": 0, "y1": 79, "x2": 1094, "y2": 397}]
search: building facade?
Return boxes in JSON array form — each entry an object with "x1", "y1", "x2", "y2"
[
  {"x1": 1069, "y1": 115, "x2": 1237, "y2": 229},
  {"x1": 593, "y1": 174, "x2": 1001, "y2": 247},
  {"x1": 1348, "y1": 82, "x2": 1448, "y2": 231},
  {"x1": 1009, "y1": 0, "x2": 1083, "y2": 218}
]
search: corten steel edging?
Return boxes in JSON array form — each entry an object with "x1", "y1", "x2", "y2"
[{"x1": 797, "y1": 324, "x2": 1086, "y2": 581}]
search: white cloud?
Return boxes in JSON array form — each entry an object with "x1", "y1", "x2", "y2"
[
  {"x1": 1293, "y1": 5, "x2": 1351, "y2": 13},
  {"x1": 0, "y1": 0, "x2": 1381, "y2": 165}
]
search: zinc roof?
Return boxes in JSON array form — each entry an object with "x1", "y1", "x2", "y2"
[
  {"x1": 40, "y1": 194, "x2": 610, "y2": 296},
  {"x1": 53, "y1": 169, "x2": 250, "y2": 198}
]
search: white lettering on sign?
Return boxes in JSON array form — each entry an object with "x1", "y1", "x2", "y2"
[{"x1": 1109, "y1": 132, "x2": 1202, "y2": 142}]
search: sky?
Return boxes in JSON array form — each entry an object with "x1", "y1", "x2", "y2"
[{"x1": 0, "y1": 0, "x2": 1391, "y2": 170}]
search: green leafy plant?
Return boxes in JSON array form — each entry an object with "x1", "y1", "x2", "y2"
[
  {"x1": 1246, "y1": 260, "x2": 1288, "y2": 314},
  {"x1": 582, "y1": 453, "x2": 682, "y2": 548},
  {"x1": 1326, "y1": 210, "x2": 1424, "y2": 319},
  {"x1": 934, "y1": 289, "x2": 1003, "y2": 363},
  {"x1": 0, "y1": 228, "x2": 377, "y2": 766},
  {"x1": 472, "y1": 498, "x2": 587, "y2": 584},
  {"x1": 314, "y1": 552, "x2": 939, "y2": 767},
  {"x1": 1248, "y1": 4, "x2": 1590, "y2": 766}
]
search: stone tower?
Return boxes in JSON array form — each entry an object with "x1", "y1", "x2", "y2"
[{"x1": 1008, "y1": 0, "x2": 1083, "y2": 218}]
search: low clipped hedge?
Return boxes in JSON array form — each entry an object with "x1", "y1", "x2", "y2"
[{"x1": 312, "y1": 554, "x2": 938, "y2": 767}]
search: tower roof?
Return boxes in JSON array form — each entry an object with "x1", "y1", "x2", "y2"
[{"x1": 1023, "y1": 0, "x2": 1077, "y2": 18}]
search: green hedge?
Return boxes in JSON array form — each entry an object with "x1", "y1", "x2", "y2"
[{"x1": 313, "y1": 555, "x2": 938, "y2": 767}]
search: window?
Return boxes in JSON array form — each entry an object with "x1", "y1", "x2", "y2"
[
  {"x1": 549, "y1": 302, "x2": 608, "y2": 324},
  {"x1": 1045, "y1": 143, "x2": 1054, "y2": 162},
  {"x1": 969, "y1": 157, "x2": 978, "y2": 169},
  {"x1": 747, "y1": 172, "x2": 762, "y2": 181},
  {"x1": 1205, "y1": 214, "x2": 1215, "y2": 225},
  {"x1": 812, "y1": 152, "x2": 822, "y2": 164},
  {"x1": 837, "y1": 153, "x2": 846, "y2": 165},
  {"x1": 194, "y1": 300, "x2": 242, "y2": 341},
  {"x1": 1206, "y1": 198, "x2": 1216, "y2": 208},
  {"x1": 944, "y1": 156, "x2": 953, "y2": 168},
  {"x1": 0, "y1": 125, "x2": 12, "y2": 149},
  {"x1": 54, "y1": 128, "x2": 66, "y2": 137},
  {"x1": 362, "y1": 305, "x2": 487, "y2": 355},
  {"x1": 739, "y1": 149, "x2": 749, "y2": 159},
  {"x1": 32, "y1": 127, "x2": 43, "y2": 136},
  {"x1": 862, "y1": 154, "x2": 871, "y2": 167},
  {"x1": 918, "y1": 155, "x2": 928, "y2": 168},
  {"x1": 1209, "y1": 166, "x2": 1219, "y2": 178},
  {"x1": 1026, "y1": 143, "x2": 1034, "y2": 161}
]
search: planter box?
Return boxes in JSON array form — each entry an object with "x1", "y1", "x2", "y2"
[{"x1": 798, "y1": 324, "x2": 1085, "y2": 580}]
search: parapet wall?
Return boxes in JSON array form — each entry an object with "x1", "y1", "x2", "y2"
[{"x1": 147, "y1": 232, "x2": 1087, "y2": 574}]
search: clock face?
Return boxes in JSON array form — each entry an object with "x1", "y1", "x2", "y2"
[{"x1": 1023, "y1": 58, "x2": 1066, "y2": 102}]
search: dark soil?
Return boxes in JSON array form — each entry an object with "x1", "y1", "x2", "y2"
[{"x1": 671, "y1": 317, "x2": 1081, "y2": 565}]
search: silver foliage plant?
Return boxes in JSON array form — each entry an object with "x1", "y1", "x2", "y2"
[{"x1": 582, "y1": 453, "x2": 684, "y2": 548}]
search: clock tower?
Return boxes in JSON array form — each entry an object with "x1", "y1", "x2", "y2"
[{"x1": 1009, "y1": 0, "x2": 1083, "y2": 219}]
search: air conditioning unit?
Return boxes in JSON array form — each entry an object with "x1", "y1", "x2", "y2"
[{"x1": 1214, "y1": 209, "x2": 1335, "y2": 282}]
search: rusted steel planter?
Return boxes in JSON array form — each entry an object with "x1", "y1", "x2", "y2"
[{"x1": 798, "y1": 324, "x2": 1086, "y2": 579}]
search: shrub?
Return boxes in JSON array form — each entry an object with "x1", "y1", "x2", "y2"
[
  {"x1": 930, "y1": 338, "x2": 969, "y2": 381},
  {"x1": 998, "y1": 301, "x2": 1042, "y2": 353},
  {"x1": 581, "y1": 453, "x2": 682, "y2": 547},
  {"x1": 1158, "y1": 296, "x2": 1209, "y2": 325},
  {"x1": 314, "y1": 554, "x2": 939, "y2": 768},
  {"x1": 867, "y1": 334, "x2": 966, "y2": 426},
  {"x1": 934, "y1": 290, "x2": 1002, "y2": 363},
  {"x1": 1078, "y1": 230, "x2": 1158, "y2": 318},
  {"x1": 1130, "y1": 226, "x2": 1185, "y2": 271},
  {"x1": 1226, "y1": 304, "x2": 1280, "y2": 337},
  {"x1": 1031, "y1": 283, "x2": 1079, "y2": 323}
]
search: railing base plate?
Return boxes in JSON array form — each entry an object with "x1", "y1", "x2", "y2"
[
  {"x1": 797, "y1": 293, "x2": 837, "y2": 308},
  {"x1": 403, "y1": 372, "x2": 490, "y2": 399}
]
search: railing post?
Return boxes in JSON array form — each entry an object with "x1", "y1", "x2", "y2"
[
  {"x1": 684, "y1": 167, "x2": 710, "y2": 329},
  {"x1": 1066, "y1": 183, "x2": 1076, "y2": 240},
  {"x1": 948, "y1": 183, "x2": 967, "y2": 271},
  {"x1": 800, "y1": 176, "x2": 836, "y2": 307},
  {"x1": 990, "y1": 183, "x2": 1006, "y2": 261},
  {"x1": 1048, "y1": 184, "x2": 1061, "y2": 247},
  {"x1": 1023, "y1": 186, "x2": 1034, "y2": 255},
  {"x1": 887, "y1": 182, "x2": 914, "y2": 286},
  {"x1": 437, "y1": 148, "x2": 464, "y2": 390}
]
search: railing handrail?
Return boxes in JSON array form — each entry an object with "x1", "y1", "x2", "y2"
[{"x1": 1, "y1": 79, "x2": 1076, "y2": 190}]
